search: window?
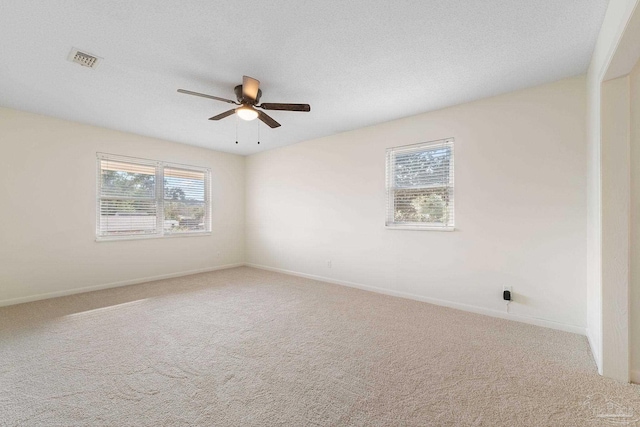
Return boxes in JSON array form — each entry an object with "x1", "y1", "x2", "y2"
[
  {"x1": 97, "y1": 153, "x2": 211, "y2": 240},
  {"x1": 385, "y1": 138, "x2": 454, "y2": 230}
]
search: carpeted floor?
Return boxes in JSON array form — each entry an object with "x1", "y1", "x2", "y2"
[{"x1": 1, "y1": 267, "x2": 639, "y2": 426}]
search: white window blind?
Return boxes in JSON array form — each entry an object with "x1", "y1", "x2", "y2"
[
  {"x1": 163, "y1": 167, "x2": 208, "y2": 234},
  {"x1": 97, "y1": 153, "x2": 211, "y2": 239},
  {"x1": 385, "y1": 138, "x2": 454, "y2": 229}
]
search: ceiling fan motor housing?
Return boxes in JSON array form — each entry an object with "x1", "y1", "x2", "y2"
[{"x1": 234, "y1": 85, "x2": 262, "y2": 104}]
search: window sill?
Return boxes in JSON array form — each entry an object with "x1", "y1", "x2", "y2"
[
  {"x1": 96, "y1": 232, "x2": 212, "y2": 242},
  {"x1": 385, "y1": 225, "x2": 455, "y2": 232}
]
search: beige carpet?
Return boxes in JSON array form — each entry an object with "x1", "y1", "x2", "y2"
[{"x1": 1, "y1": 267, "x2": 639, "y2": 426}]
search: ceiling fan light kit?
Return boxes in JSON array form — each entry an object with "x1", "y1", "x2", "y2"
[
  {"x1": 178, "y1": 75, "x2": 311, "y2": 137},
  {"x1": 236, "y1": 105, "x2": 258, "y2": 121}
]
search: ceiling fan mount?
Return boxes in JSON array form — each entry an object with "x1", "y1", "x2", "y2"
[{"x1": 178, "y1": 75, "x2": 310, "y2": 129}]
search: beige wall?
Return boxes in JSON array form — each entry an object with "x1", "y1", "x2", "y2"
[
  {"x1": 631, "y1": 59, "x2": 640, "y2": 381},
  {"x1": 246, "y1": 76, "x2": 587, "y2": 332},
  {"x1": 0, "y1": 107, "x2": 245, "y2": 305}
]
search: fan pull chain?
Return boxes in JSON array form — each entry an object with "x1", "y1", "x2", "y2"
[
  {"x1": 235, "y1": 115, "x2": 238, "y2": 144},
  {"x1": 257, "y1": 120, "x2": 260, "y2": 145}
]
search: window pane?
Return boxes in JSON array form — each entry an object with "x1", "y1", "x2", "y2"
[
  {"x1": 394, "y1": 147, "x2": 451, "y2": 188},
  {"x1": 163, "y1": 167, "x2": 207, "y2": 233},
  {"x1": 99, "y1": 199, "x2": 157, "y2": 235},
  {"x1": 394, "y1": 187, "x2": 452, "y2": 224},
  {"x1": 164, "y1": 201, "x2": 206, "y2": 232},
  {"x1": 164, "y1": 168, "x2": 205, "y2": 201},
  {"x1": 100, "y1": 160, "x2": 155, "y2": 198}
]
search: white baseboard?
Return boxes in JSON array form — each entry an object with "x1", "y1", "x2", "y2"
[
  {"x1": 632, "y1": 370, "x2": 640, "y2": 384},
  {"x1": 245, "y1": 263, "x2": 587, "y2": 336},
  {"x1": 0, "y1": 263, "x2": 244, "y2": 307},
  {"x1": 585, "y1": 328, "x2": 603, "y2": 375}
]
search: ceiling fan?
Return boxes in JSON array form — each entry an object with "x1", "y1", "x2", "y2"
[{"x1": 178, "y1": 76, "x2": 310, "y2": 128}]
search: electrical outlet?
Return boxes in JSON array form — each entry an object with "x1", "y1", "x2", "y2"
[
  {"x1": 327, "y1": 260, "x2": 332, "y2": 268},
  {"x1": 503, "y1": 286, "x2": 512, "y2": 302}
]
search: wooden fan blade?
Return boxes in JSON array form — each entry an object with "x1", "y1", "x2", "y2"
[
  {"x1": 242, "y1": 76, "x2": 260, "y2": 101},
  {"x1": 208, "y1": 109, "x2": 236, "y2": 120},
  {"x1": 257, "y1": 110, "x2": 281, "y2": 128},
  {"x1": 178, "y1": 89, "x2": 238, "y2": 105},
  {"x1": 259, "y1": 103, "x2": 311, "y2": 112}
]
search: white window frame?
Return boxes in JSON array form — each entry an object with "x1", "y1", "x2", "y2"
[
  {"x1": 96, "y1": 153, "x2": 211, "y2": 241},
  {"x1": 385, "y1": 138, "x2": 455, "y2": 231}
]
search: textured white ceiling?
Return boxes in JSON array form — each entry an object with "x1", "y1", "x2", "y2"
[{"x1": 0, "y1": 0, "x2": 608, "y2": 155}]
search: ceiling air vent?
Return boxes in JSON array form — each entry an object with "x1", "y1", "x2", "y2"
[{"x1": 68, "y1": 48, "x2": 101, "y2": 68}]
